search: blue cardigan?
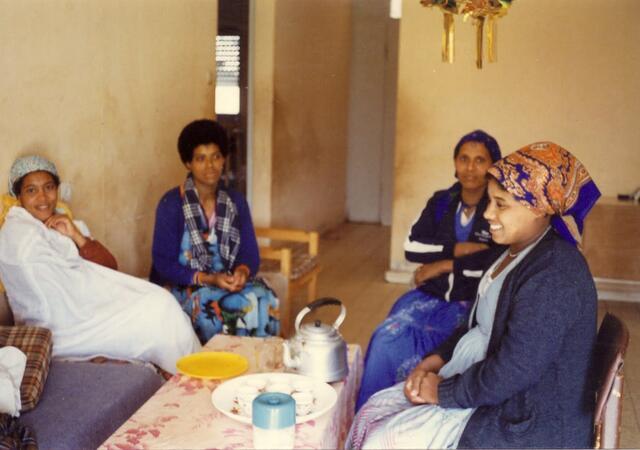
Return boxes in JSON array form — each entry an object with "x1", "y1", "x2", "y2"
[
  {"x1": 149, "y1": 186, "x2": 260, "y2": 287},
  {"x1": 435, "y1": 231, "x2": 597, "y2": 448}
]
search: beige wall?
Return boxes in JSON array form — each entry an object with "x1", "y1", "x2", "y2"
[
  {"x1": 347, "y1": 0, "x2": 398, "y2": 226},
  {"x1": 249, "y1": 0, "x2": 276, "y2": 228},
  {"x1": 389, "y1": 0, "x2": 640, "y2": 272},
  {"x1": 251, "y1": 0, "x2": 352, "y2": 232},
  {"x1": 0, "y1": 0, "x2": 217, "y2": 276}
]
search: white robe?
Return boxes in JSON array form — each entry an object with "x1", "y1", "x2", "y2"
[{"x1": 0, "y1": 207, "x2": 201, "y2": 373}]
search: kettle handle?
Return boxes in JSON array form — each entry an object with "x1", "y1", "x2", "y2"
[{"x1": 294, "y1": 297, "x2": 347, "y2": 332}]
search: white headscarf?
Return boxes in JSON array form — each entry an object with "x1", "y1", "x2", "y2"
[{"x1": 8, "y1": 155, "x2": 59, "y2": 197}]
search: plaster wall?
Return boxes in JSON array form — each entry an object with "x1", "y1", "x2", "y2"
[
  {"x1": 269, "y1": 0, "x2": 352, "y2": 231},
  {"x1": 249, "y1": 0, "x2": 276, "y2": 227},
  {"x1": 0, "y1": 0, "x2": 217, "y2": 276},
  {"x1": 389, "y1": 0, "x2": 640, "y2": 272},
  {"x1": 346, "y1": 0, "x2": 397, "y2": 226}
]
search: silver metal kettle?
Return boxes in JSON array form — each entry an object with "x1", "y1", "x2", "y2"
[{"x1": 282, "y1": 298, "x2": 349, "y2": 382}]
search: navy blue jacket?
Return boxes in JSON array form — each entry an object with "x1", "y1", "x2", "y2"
[
  {"x1": 149, "y1": 186, "x2": 260, "y2": 287},
  {"x1": 405, "y1": 183, "x2": 498, "y2": 301},
  {"x1": 436, "y1": 231, "x2": 597, "y2": 448}
]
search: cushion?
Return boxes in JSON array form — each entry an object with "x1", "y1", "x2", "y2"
[
  {"x1": 0, "y1": 326, "x2": 52, "y2": 411},
  {"x1": 20, "y1": 361, "x2": 165, "y2": 450},
  {"x1": 0, "y1": 294, "x2": 13, "y2": 327}
]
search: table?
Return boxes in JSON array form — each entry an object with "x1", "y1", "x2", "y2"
[{"x1": 100, "y1": 335, "x2": 363, "y2": 449}]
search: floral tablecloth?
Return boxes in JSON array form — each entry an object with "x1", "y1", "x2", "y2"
[{"x1": 100, "y1": 335, "x2": 363, "y2": 450}]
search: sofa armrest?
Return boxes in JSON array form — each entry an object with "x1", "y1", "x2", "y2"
[{"x1": 0, "y1": 292, "x2": 14, "y2": 326}]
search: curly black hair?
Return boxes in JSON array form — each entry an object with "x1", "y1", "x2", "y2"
[{"x1": 177, "y1": 119, "x2": 229, "y2": 163}]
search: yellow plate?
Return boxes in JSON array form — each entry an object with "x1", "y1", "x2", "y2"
[{"x1": 176, "y1": 352, "x2": 249, "y2": 380}]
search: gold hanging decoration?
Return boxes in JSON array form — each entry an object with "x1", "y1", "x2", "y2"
[
  {"x1": 442, "y1": 12, "x2": 455, "y2": 63},
  {"x1": 475, "y1": 16, "x2": 484, "y2": 69},
  {"x1": 487, "y1": 15, "x2": 497, "y2": 62},
  {"x1": 420, "y1": 0, "x2": 513, "y2": 69}
]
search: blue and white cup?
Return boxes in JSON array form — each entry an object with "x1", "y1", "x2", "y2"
[{"x1": 252, "y1": 392, "x2": 296, "y2": 449}]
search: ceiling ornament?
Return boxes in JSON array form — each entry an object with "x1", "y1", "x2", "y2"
[{"x1": 420, "y1": 0, "x2": 513, "y2": 69}]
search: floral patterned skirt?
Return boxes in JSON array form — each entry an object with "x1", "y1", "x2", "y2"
[{"x1": 169, "y1": 277, "x2": 279, "y2": 344}]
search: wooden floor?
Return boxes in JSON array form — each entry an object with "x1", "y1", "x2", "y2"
[{"x1": 292, "y1": 222, "x2": 640, "y2": 448}]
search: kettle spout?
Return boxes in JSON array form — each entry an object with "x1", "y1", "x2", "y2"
[{"x1": 282, "y1": 340, "x2": 300, "y2": 369}]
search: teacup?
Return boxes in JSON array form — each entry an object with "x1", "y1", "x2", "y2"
[
  {"x1": 265, "y1": 382, "x2": 293, "y2": 395},
  {"x1": 236, "y1": 385, "x2": 259, "y2": 416},
  {"x1": 246, "y1": 378, "x2": 267, "y2": 391},
  {"x1": 292, "y1": 391, "x2": 314, "y2": 416},
  {"x1": 292, "y1": 379, "x2": 314, "y2": 395}
]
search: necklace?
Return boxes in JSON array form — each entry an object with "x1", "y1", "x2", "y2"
[
  {"x1": 507, "y1": 227, "x2": 552, "y2": 259},
  {"x1": 508, "y1": 248, "x2": 522, "y2": 258},
  {"x1": 461, "y1": 202, "x2": 477, "y2": 218}
]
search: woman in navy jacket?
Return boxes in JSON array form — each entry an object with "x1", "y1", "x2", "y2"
[
  {"x1": 356, "y1": 130, "x2": 502, "y2": 409},
  {"x1": 347, "y1": 142, "x2": 600, "y2": 449},
  {"x1": 150, "y1": 119, "x2": 279, "y2": 343}
]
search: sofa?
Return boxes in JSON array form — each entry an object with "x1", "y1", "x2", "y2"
[
  {"x1": 0, "y1": 268, "x2": 288, "y2": 449},
  {"x1": 0, "y1": 292, "x2": 165, "y2": 450}
]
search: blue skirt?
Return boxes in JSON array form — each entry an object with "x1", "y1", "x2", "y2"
[{"x1": 356, "y1": 289, "x2": 472, "y2": 411}]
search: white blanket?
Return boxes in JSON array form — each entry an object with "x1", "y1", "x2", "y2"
[
  {"x1": 0, "y1": 207, "x2": 200, "y2": 373},
  {"x1": 0, "y1": 346, "x2": 26, "y2": 417}
]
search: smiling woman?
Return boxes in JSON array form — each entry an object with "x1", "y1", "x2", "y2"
[
  {"x1": 347, "y1": 142, "x2": 601, "y2": 449},
  {"x1": 0, "y1": 155, "x2": 201, "y2": 373},
  {"x1": 484, "y1": 178, "x2": 551, "y2": 257},
  {"x1": 15, "y1": 171, "x2": 58, "y2": 222}
]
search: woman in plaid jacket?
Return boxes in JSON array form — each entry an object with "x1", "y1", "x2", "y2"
[{"x1": 150, "y1": 119, "x2": 280, "y2": 343}]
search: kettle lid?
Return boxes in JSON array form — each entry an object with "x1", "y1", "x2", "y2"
[
  {"x1": 294, "y1": 297, "x2": 347, "y2": 335},
  {"x1": 299, "y1": 319, "x2": 341, "y2": 341}
]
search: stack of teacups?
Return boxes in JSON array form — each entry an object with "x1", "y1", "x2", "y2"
[{"x1": 291, "y1": 379, "x2": 314, "y2": 416}]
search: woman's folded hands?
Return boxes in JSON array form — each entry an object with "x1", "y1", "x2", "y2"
[
  {"x1": 199, "y1": 265, "x2": 250, "y2": 292},
  {"x1": 404, "y1": 354, "x2": 445, "y2": 404}
]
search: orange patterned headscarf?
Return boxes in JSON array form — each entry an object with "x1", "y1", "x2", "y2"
[{"x1": 487, "y1": 142, "x2": 601, "y2": 247}]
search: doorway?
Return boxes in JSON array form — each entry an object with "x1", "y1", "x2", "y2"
[
  {"x1": 346, "y1": 0, "x2": 398, "y2": 226},
  {"x1": 216, "y1": 0, "x2": 249, "y2": 196}
]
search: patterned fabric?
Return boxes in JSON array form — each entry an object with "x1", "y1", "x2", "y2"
[
  {"x1": 0, "y1": 326, "x2": 52, "y2": 411},
  {"x1": 348, "y1": 384, "x2": 472, "y2": 450},
  {"x1": 168, "y1": 217, "x2": 279, "y2": 343},
  {"x1": 181, "y1": 175, "x2": 212, "y2": 271},
  {"x1": 215, "y1": 190, "x2": 241, "y2": 270},
  {"x1": 8, "y1": 155, "x2": 58, "y2": 197},
  {"x1": 0, "y1": 414, "x2": 37, "y2": 450},
  {"x1": 488, "y1": 141, "x2": 601, "y2": 246},
  {"x1": 181, "y1": 175, "x2": 240, "y2": 271}
]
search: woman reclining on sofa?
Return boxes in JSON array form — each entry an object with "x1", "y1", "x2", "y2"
[{"x1": 0, "y1": 155, "x2": 201, "y2": 374}]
